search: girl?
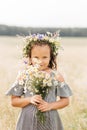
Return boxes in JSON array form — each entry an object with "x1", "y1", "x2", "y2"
[{"x1": 6, "y1": 32, "x2": 72, "y2": 130}]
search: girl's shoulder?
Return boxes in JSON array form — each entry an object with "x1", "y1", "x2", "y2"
[{"x1": 51, "y1": 70, "x2": 64, "y2": 82}]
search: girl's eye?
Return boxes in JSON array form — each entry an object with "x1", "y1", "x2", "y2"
[{"x1": 43, "y1": 57, "x2": 48, "y2": 59}]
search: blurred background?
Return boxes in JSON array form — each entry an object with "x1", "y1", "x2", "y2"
[{"x1": 0, "y1": 0, "x2": 87, "y2": 130}]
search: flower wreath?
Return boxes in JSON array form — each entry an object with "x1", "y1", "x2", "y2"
[{"x1": 23, "y1": 31, "x2": 61, "y2": 57}]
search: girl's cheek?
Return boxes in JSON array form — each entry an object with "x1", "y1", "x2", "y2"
[{"x1": 31, "y1": 58, "x2": 36, "y2": 64}]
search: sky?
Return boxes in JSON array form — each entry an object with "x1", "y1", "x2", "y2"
[{"x1": 0, "y1": 0, "x2": 87, "y2": 27}]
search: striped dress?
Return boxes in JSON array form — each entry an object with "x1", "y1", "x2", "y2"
[{"x1": 6, "y1": 71, "x2": 72, "y2": 130}]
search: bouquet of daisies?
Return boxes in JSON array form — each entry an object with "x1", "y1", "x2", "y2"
[
  {"x1": 16, "y1": 58, "x2": 53, "y2": 123},
  {"x1": 26, "y1": 66, "x2": 52, "y2": 123}
]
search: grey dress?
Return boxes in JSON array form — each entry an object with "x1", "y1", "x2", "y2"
[{"x1": 6, "y1": 71, "x2": 72, "y2": 130}]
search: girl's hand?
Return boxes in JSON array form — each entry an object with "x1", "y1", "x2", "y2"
[
  {"x1": 30, "y1": 95, "x2": 42, "y2": 105},
  {"x1": 37, "y1": 100, "x2": 52, "y2": 112}
]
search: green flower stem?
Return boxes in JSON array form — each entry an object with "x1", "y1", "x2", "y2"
[{"x1": 37, "y1": 110, "x2": 46, "y2": 124}]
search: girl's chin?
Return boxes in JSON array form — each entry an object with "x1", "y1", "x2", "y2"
[
  {"x1": 39, "y1": 67, "x2": 48, "y2": 71},
  {"x1": 38, "y1": 66, "x2": 44, "y2": 70},
  {"x1": 39, "y1": 68, "x2": 44, "y2": 71}
]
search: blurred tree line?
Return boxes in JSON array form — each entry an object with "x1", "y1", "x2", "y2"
[{"x1": 0, "y1": 24, "x2": 87, "y2": 37}]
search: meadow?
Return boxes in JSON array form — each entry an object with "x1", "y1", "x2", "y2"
[{"x1": 0, "y1": 36, "x2": 87, "y2": 130}]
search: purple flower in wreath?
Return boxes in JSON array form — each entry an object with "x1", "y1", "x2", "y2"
[
  {"x1": 32, "y1": 34, "x2": 36, "y2": 37},
  {"x1": 38, "y1": 34, "x2": 44, "y2": 40}
]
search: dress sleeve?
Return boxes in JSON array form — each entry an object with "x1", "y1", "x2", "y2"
[
  {"x1": 56, "y1": 82, "x2": 73, "y2": 97},
  {"x1": 6, "y1": 81, "x2": 24, "y2": 96}
]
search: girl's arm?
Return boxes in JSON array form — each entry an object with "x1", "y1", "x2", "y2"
[
  {"x1": 50, "y1": 97, "x2": 69, "y2": 110},
  {"x1": 11, "y1": 95, "x2": 42, "y2": 108}
]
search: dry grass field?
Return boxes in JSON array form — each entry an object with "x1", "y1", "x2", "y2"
[{"x1": 0, "y1": 36, "x2": 87, "y2": 130}]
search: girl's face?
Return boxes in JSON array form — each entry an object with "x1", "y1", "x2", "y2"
[{"x1": 31, "y1": 45, "x2": 51, "y2": 71}]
